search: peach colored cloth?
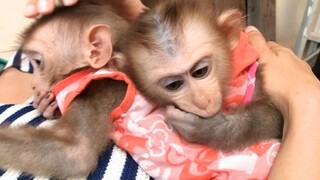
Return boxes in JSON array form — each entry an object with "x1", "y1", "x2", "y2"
[{"x1": 53, "y1": 33, "x2": 280, "y2": 179}]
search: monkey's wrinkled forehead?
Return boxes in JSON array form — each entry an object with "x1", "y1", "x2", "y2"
[{"x1": 123, "y1": 0, "x2": 219, "y2": 57}]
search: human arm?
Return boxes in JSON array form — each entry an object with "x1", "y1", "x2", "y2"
[{"x1": 246, "y1": 26, "x2": 320, "y2": 179}]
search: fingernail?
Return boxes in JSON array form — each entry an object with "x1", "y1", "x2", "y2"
[
  {"x1": 38, "y1": 0, "x2": 49, "y2": 12},
  {"x1": 50, "y1": 101, "x2": 56, "y2": 106},
  {"x1": 245, "y1": 26, "x2": 259, "y2": 33},
  {"x1": 63, "y1": 0, "x2": 77, "y2": 6},
  {"x1": 45, "y1": 94, "x2": 51, "y2": 99}
]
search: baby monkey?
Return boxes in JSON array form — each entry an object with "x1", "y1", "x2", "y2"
[
  {"x1": 116, "y1": 0, "x2": 283, "y2": 151},
  {"x1": 0, "y1": 4, "x2": 128, "y2": 179},
  {"x1": 0, "y1": 1, "x2": 282, "y2": 178}
]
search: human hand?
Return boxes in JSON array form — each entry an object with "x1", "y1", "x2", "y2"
[
  {"x1": 33, "y1": 91, "x2": 61, "y2": 119},
  {"x1": 245, "y1": 26, "x2": 319, "y2": 113},
  {"x1": 24, "y1": 0, "x2": 78, "y2": 18},
  {"x1": 247, "y1": 27, "x2": 320, "y2": 180},
  {"x1": 24, "y1": 0, "x2": 145, "y2": 23}
]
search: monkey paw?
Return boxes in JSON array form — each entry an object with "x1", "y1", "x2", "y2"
[{"x1": 165, "y1": 105, "x2": 210, "y2": 143}]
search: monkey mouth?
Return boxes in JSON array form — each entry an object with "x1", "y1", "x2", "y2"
[
  {"x1": 172, "y1": 104, "x2": 184, "y2": 112},
  {"x1": 173, "y1": 104, "x2": 214, "y2": 118}
]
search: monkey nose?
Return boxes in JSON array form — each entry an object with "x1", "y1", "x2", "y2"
[{"x1": 193, "y1": 95, "x2": 210, "y2": 110}]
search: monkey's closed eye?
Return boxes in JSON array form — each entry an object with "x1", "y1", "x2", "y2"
[
  {"x1": 160, "y1": 76, "x2": 184, "y2": 91},
  {"x1": 27, "y1": 53, "x2": 44, "y2": 69},
  {"x1": 32, "y1": 58, "x2": 41, "y2": 66},
  {"x1": 191, "y1": 61, "x2": 210, "y2": 78},
  {"x1": 23, "y1": 51, "x2": 42, "y2": 66}
]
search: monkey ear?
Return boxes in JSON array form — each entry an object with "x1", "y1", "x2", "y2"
[
  {"x1": 217, "y1": 9, "x2": 245, "y2": 49},
  {"x1": 85, "y1": 24, "x2": 112, "y2": 69}
]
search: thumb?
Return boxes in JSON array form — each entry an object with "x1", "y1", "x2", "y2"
[{"x1": 245, "y1": 26, "x2": 270, "y2": 62}]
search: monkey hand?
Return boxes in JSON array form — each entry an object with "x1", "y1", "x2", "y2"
[
  {"x1": 166, "y1": 105, "x2": 221, "y2": 145},
  {"x1": 33, "y1": 91, "x2": 61, "y2": 119},
  {"x1": 166, "y1": 105, "x2": 258, "y2": 151}
]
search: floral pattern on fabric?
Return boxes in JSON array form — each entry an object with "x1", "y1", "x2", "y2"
[{"x1": 53, "y1": 32, "x2": 280, "y2": 180}]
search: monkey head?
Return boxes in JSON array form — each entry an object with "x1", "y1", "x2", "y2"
[
  {"x1": 19, "y1": 4, "x2": 128, "y2": 94},
  {"x1": 117, "y1": 0, "x2": 245, "y2": 118}
]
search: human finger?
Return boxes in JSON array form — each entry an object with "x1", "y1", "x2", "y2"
[
  {"x1": 36, "y1": 0, "x2": 55, "y2": 15},
  {"x1": 267, "y1": 41, "x2": 287, "y2": 51},
  {"x1": 24, "y1": 0, "x2": 39, "y2": 18},
  {"x1": 60, "y1": 0, "x2": 78, "y2": 6},
  {"x1": 267, "y1": 41, "x2": 295, "y2": 57},
  {"x1": 245, "y1": 26, "x2": 270, "y2": 61}
]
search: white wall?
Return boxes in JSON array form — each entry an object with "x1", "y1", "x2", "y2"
[
  {"x1": 276, "y1": 0, "x2": 308, "y2": 49},
  {"x1": 0, "y1": 0, "x2": 32, "y2": 60}
]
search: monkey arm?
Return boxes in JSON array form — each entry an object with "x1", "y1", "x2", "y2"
[
  {"x1": 166, "y1": 100, "x2": 283, "y2": 151},
  {"x1": 0, "y1": 79, "x2": 126, "y2": 179}
]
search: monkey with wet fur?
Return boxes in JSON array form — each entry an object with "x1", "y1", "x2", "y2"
[
  {"x1": 0, "y1": 4, "x2": 129, "y2": 179},
  {"x1": 115, "y1": 0, "x2": 283, "y2": 151}
]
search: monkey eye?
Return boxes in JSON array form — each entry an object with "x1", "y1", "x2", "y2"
[
  {"x1": 160, "y1": 76, "x2": 184, "y2": 91},
  {"x1": 28, "y1": 53, "x2": 44, "y2": 70},
  {"x1": 33, "y1": 58, "x2": 41, "y2": 66},
  {"x1": 191, "y1": 61, "x2": 210, "y2": 78},
  {"x1": 23, "y1": 50, "x2": 44, "y2": 69}
]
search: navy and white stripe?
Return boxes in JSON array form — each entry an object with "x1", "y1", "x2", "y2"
[
  {"x1": 4, "y1": 50, "x2": 33, "y2": 74},
  {"x1": 0, "y1": 51, "x2": 153, "y2": 180}
]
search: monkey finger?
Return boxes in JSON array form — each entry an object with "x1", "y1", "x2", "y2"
[
  {"x1": 166, "y1": 105, "x2": 188, "y2": 121},
  {"x1": 35, "y1": 93, "x2": 55, "y2": 113},
  {"x1": 33, "y1": 91, "x2": 47, "y2": 109},
  {"x1": 42, "y1": 101, "x2": 60, "y2": 119},
  {"x1": 166, "y1": 105, "x2": 198, "y2": 124}
]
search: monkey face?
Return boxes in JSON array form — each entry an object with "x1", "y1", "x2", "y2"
[
  {"x1": 158, "y1": 58, "x2": 224, "y2": 118},
  {"x1": 22, "y1": 22, "x2": 89, "y2": 95},
  {"x1": 28, "y1": 53, "x2": 49, "y2": 92},
  {"x1": 22, "y1": 24, "x2": 58, "y2": 94},
  {"x1": 129, "y1": 34, "x2": 231, "y2": 118},
  {"x1": 120, "y1": 1, "x2": 243, "y2": 118}
]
